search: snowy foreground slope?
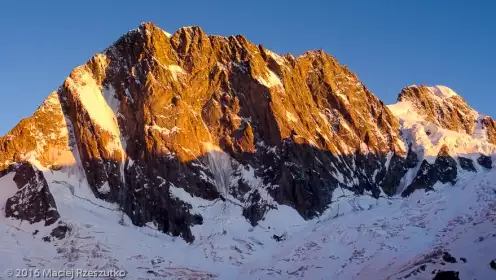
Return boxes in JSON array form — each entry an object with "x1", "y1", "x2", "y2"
[{"x1": 0, "y1": 156, "x2": 495, "y2": 280}]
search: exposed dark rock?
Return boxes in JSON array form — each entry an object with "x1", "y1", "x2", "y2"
[
  {"x1": 432, "y1": 271, "x2": 459, "y2": 280},
  {"x1": 243, "y1": 191, "x2": 275, "y2": 227},
  {"x1": 50, "y1": 222, "x2": 71, "y2": 240},
  {"x1": 458, "y1": 157, "x2": 476, "y2": 172},
  {"x1": 272, "y1": 233, "x2": 287, "y2": 242},
  {"x1": 459, "y1": 257, "x2": 467, "y2": 263},
  {"x1": 442, "y1": 252, "x2": 457, "y2": 263},
  {"x1": 477, "y1": 154, "x2": 492, "y2": 169},
  {"x1": 435, "y1": 147, "x2": 458, "y2": 184},
  {"x1": 3, "y1": 162, "x2": 60, "y2": 226},
  {"x1": 42, "y1": 223, "x2": 71, "y2": 243},
  {"x1": 381, "y1": 145, "x2": 418, "y2": 196},
  {"x1": 402, "y1": 160, "x2": 436, "y2": 197},
  {"x1": 490, "y1": 260, "x2": 496, "y2": 270},
  {"x1": 402, "y1": 146, "x2": 457, "y2": 197}
]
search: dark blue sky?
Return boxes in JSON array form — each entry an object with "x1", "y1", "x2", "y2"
[{"x1": 0, "y1": 0, "x2": 494, "y2": 134}]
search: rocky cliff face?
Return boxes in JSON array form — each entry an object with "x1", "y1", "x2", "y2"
[{"x1": 0, "y1": 23, "x2": 494, "y2": 242}]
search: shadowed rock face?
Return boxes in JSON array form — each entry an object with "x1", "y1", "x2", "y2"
[
  {"x1": 402, "y1": 146, "x2": 458, "y2": 197},
  {"x1": 477, "y1": 154, "x2": 493, "y2": 169},
  {"x1": 2, "y1": 162, "x2": 60, "y2": 226},
  {"x1": 458, "y1": 157, "x2": 476, "y2": 172},
  {"x1": 0, "y1": 23, "x2": 493, "y2": 242},
  {"x1": 381, "y1": 144, "x2": 419, "y2": 196}
]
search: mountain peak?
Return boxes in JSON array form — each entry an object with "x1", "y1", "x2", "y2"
[
  {"x1": 390, "y1": 83, "x2": 496, "y2": 148},
  {"x1": 136, "y1": 21, "x2": 164, "y2": 36},
  {"x1": 0, "y1": 23, "x2": 407, "y2": 237},
  {"x1": 138, "y1": 21, "x2": 158, "y2": 29},
  {"x1": 1, "y1": 23, "x2": 496, "y2": 279},
  {"x1": 393, "y1": 85, "x2": 477, "y2": 134}
]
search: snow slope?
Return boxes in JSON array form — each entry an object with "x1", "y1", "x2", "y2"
[
  {"x1": 427, "y1": 85, "x2": 459, "y2": 99},
  {"x1": 0, "y1": 161, "x2": 495, "y2": 279}
]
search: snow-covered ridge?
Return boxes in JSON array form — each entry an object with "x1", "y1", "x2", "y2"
[
  {"x1": 405, "y1": 84, "x2": 459, "y2": 99},
  {"x1": 427, "y1": 85, "x2": 459, "y2": 98}
]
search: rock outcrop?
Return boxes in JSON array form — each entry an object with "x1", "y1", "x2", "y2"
[
  {"x1": 402, "y1": 146, "x2": 458, "y2": 197},
  {"x1": 2, "y1": 162, "x2": 60, "y2": 226},
  {"x1": 477, "y1": 154, "x2": 493, "y2": 169},
  {"x1": 458, "y1": 157, "x2": 476, "y2": 172}
]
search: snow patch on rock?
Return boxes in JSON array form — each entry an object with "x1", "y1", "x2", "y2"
[
  {"x1": 162, "y1": 30, "x2": 172, "y2": 38},
  {"x1": 167, "y1": 65, "x2": 186, "y2": 81},
  {"x1": 427, "y1": 85, "x2": 459, "y2": 99},
  {"x1": 285, "y1": 111, "x2": 298, "y2": 122},
  {"x1": 65, "y1": 70, "x2": 120, "y2": 136},
  {"x1": 146, "y1": 125, "x2": 181, "y2": 136},
  {"x1": 266, "y1": 49, "x2": 286, "y2": 65},
  {"x1": 256, "y1": 68, "x2": 283, "y2": 88},
  {"x1": 65, "y1": 66, "x2": 126, "y2": 159}
]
